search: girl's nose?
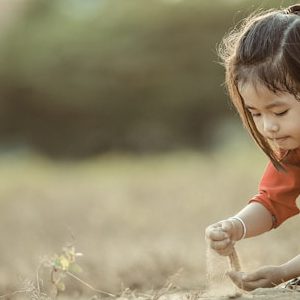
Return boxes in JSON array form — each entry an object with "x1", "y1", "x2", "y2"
[{"x1": 264, "y1": 119, "x2": 279, "y2": 133}]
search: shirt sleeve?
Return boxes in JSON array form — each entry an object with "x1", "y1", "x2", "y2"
[{"x1": 249, "y1": 161, "x2": 300, "y2": 228}]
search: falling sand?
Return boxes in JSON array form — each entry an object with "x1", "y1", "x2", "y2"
[{"x1": 205, "y1": 246, "x2": 242, "y2": 298}]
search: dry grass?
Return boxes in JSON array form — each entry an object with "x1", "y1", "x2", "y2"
[{"x1": 1, "y1": 141, "x2": 300, "y2": 299}]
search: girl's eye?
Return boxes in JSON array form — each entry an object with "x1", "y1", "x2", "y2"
[
  {"x1": 247, "y1": 109, "x2": 261, "y2": 117},
  {"x1": 275, "y1": 110, "x2": 288, "y2": 116}
]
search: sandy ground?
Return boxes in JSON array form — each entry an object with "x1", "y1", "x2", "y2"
[
  {"x1": 7, "y1": 288, "x2": 300, "y2": 300},
  {"x1": 164, "y1": 289, "x2": 300, "y2": 299},
  {"x1": 1, "y1": 148, "x2": 300, "y2": 299}
]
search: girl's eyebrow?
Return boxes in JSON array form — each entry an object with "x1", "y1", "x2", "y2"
[{"x1": 246, "y1": 102, "x2": 286, "y2": 110}]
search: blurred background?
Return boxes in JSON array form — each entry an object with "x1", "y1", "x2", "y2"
[
  {"x1": 0, "y1": 0, "x2": 268, "y2": 157},
  {"x1": 0, "y1": 0, "x2": 299, "y2": 298}
]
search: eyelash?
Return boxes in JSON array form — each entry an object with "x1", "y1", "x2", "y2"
[
  {"x1": 275, "y1": 110, "x2": 288, "y2": 116},
  {"x1": 250, "y1": 110, "x2": 289, "y2": 117}
]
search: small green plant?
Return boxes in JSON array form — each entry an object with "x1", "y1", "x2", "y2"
[
  {"x1": 48, "y1": 245, "x2": 83, "y2": 295},
  {"x1": 0, "y1": 245, "x2": 116, "y2": 299},
  {"x1": 47, "y1": 245, "x2": 116, "y2": 298}
]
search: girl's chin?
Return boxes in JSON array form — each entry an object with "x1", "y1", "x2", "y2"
[
  {"x1": 275, "y1": 142, "x2": 299, "y2": 151},
  {"x1": 267, "y1": 136, "x2": 300, "y2": 150}
]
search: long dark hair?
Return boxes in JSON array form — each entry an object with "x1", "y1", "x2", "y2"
[{"x1": 219, "y1": 5, "x2": 300, "y2": 170}]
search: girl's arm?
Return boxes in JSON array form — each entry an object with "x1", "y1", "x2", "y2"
[
  {"x1": 234, "y1": 201, "x2": 273, "y2": 238},
  {"x1": 207, "y1": 158, "x2": 300, "y2": 255},
  {"x1": 205, "y1": 202, "x2": 273, "y2": 256}
]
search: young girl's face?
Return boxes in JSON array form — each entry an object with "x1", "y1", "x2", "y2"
[{"x1": 239, "y1": 83, "x2": 300, "y2": 150}]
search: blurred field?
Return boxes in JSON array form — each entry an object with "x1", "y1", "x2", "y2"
[{"x1": 1, "y1": 138, "x2": 300, "y2": 299}]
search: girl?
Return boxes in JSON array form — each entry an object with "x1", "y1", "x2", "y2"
[{"x1": 205, "y1": 4, "x2": 300, "y2": 291}]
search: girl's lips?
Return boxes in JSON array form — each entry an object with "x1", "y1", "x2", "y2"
[
  {"x1": 267, "y1": 136, "x2": 289, "y2": 143},
  {"x1": 267, "y1": 136, "x2": 289, "y2": 140},
  {"x1": 272, "y1": 137, "x2": 290, "y2": 144},
  {"x1": 274, "y1": 137, "x2": 288, "y2": 141}
]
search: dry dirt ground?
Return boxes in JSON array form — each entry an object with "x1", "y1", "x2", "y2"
[
  {"x1": 6, "y1": 288, "x2": 300, "y2": 300},
  {"x1": 9, "y1": 288, "x2": 300, "y2": 299},
  {"x1": 1, "y1": 146, "x2": 300, "y2": 299},
  {"x1": 162, "y1": 289, "x2": 300, "y2": 299}
]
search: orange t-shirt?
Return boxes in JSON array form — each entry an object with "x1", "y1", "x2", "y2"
[{"x1": 250, "y1": 149, "x2": 300, "y2": 228}]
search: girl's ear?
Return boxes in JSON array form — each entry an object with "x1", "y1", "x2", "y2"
[{"x1": 286, "y1": 4, "x2": 300, "y2": 16}]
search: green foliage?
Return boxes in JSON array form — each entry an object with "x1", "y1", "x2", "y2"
[
  {"x1": 0, "y1": 244, "x2": 116, "y2": 299},
  {"x1": 50, "y1": 246, "x2": 83, "y2": 295},
  {"x1": 0, "y1": 0, "x2": 294, "y2": 157}
]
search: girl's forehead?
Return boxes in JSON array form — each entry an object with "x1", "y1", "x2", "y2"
[
  {"x1": 239, "y1": 81, "x2": 297, "y2": 107},
  {"x1": 237, "y1": 65, "x2": 300, "y2": 100},
  {"x1": 238, "y1": 81, "x2": 275, "y2": 98}
]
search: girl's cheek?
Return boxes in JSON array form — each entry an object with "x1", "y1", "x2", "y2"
[{"x1": 253, "y1": 121, "x2": 262, "y2": 133}]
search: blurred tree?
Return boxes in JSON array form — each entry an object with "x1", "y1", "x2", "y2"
[{"x1": 0, "y1": 0, "x2": 294, "y2": 158}]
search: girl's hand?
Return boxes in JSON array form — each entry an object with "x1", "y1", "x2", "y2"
[
  {"x1": 205, "y1": 219, "x2": 243, "y2": 256},
  {"x1": 227, "y1": 265, "x2": 285, "y2": 291}
]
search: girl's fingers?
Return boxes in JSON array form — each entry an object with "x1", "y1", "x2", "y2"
[
  {"x1": 244, "y1": 279, "x2": 269, "y2": 291},
  {"x1": 205, "y1": 221, "x2": 235, "y2": 254},
  {"x1": 205, "y1": 222, "x2": 231, "y2": 240},
  {"x1": 227, "y1": 271, "x2": 244, "y2": 285},
  {"x1": 241, "y1": 278, "x2": 269, "y2": 291},
  {"x1": 209, "y1": 239, "x2": 231, "y2": 250},
  {"x1": 207, "y1": 229, "x2": 229, "y2": 241},
  {"x1": 221, "y1": 220, "x2": 234, "y2": 232},
  {"x1": 227, "y1": 271, "x2": 268, "y2": 291},
  {"x1": 241, "y1": 272, "x2": 261, "y2": 282}
]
